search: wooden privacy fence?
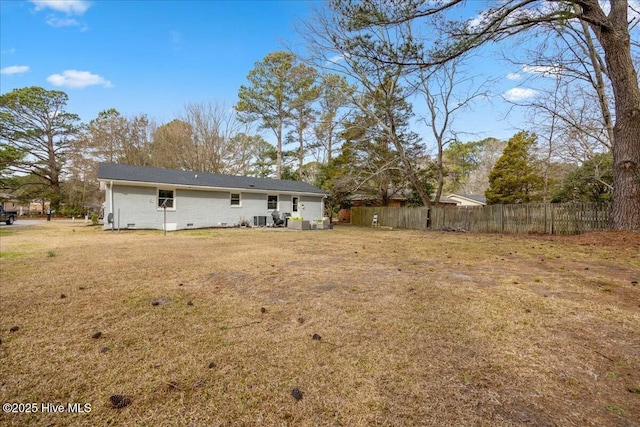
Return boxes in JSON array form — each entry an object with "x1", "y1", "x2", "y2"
[
  {"x1": 350, "y1": 203, "x2": 610, "y2": 235},
  {"x1": 351, "y1": 206, "x2": 429, "y2": 230}
]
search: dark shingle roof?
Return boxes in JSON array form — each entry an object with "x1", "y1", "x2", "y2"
[{"x1": 97, "y1": 163, "x2": 326, "y2": 195}]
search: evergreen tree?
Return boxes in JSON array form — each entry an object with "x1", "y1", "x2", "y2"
[
  {"x1": 485, "y1": 131, "x2": 544, "y2": 204},
  {"x1": 0, "y1": 86, "x2": 80, "y2": 210},
  {"x1": 552, "y1": 152, "x2": 613, "y2": 203},
  {"x1": 236, "y1": 51, "x2": 308, "y2": 179},
  {"x1": 0, "y1": 145, "x2": 24, "y2": 186}
]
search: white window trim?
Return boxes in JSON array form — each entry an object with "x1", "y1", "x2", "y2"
[
  {"x1": 267, "y1": 194, "x2": 279, "y2": 211},
  {"x1": 292, "y1": 195, "x2": 300, "y2": 214},
  {"x1": 157, "y1": 188, "x2": 176, "y2": 211},
  {"x1": 230, "y1": 192, "x2": 242, "y2": 207}
]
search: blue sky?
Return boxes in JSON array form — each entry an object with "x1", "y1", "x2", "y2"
[
  {"x1": 1, "y1": 0, "x2": 314, "y2": 123},
  {"x1": 1, "y1": 0, "x2": 550, "y2": 145}
]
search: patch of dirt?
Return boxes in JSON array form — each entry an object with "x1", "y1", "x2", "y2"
[{"x1": 496, "y1": 403, "x2": 555, "y2": 427}]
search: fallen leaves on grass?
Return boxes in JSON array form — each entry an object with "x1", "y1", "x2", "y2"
[
  {"x1": 291, "y1": 388, "x2": 303, "y2": 401},
  {"x1": 2, "y1": 223, "x2": 639, "y2": 426},
  {"x1": 109, "y1": 395, "x2": 132, "y2": 409}
]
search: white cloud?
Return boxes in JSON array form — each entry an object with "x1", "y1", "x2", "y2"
[
  {"x1": 522, "y1": 65, "x2": 563, "y2": 76},
  {"x1": 1, "y1": 48, "x2": 17, "y2": 54},
  {"x1": 1, "y1": 65, "x2": 30, "y2": 75},
  {"x1": 502, "y1": 87, "x2": 538, "y2": 101},
  {"x1": 46, "y1": 16, "x2": 79, "y2": 27},
  {"x1": 465, "y1": 4, "x2": 558, "y2": 32},
  {"x1": 30, "y1": 0, "x2": 90, "y2": 30},
  {"x1": 46, "y1": 16, "x2": 89, "y2": 31},
  {"x1": 46, "y1": 70, "x2": 112, "y2": 89},
  {"x1": 29, "y1": 0, "x2": 91, "y2": 15},
  {"x1": 469, "y1": 1, "x2": 639, "y2": 34},
  {"x1": 506, "y1": 73, "x2": 522, "y2": 80},
  {"x1": 628, "y1": 0, "x2": 640, "y2": 20},
  {"x1": 324, "y1": 54, "x2": 347, "y2": 67}
]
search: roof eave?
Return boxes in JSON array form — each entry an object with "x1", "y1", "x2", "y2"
[
  {"x1": 98, "y1": 178, "x2": 327, "y2": 197},
  {"x1": 447, "y1": 194, "x2": 486, "y2": 204}
]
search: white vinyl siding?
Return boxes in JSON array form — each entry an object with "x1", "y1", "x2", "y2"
[{"x1": 103, "y1": 183, "x2": 325, "y2": 231}]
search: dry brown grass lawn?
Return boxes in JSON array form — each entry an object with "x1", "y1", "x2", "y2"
[{"x1": 0, "y1": 222, "x2": 638, "y2": 426}]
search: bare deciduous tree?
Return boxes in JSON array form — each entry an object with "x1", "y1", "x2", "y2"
[
  {"x1": 415, "y1": 57, "x2": 489, "y2": 204},
  {"x1": 150, "y1": 102, "x2": 273, "y2": 176},
  {"x1": 83, "y1": 108, "x2": 153, "y2": 166},
  {"x1": 321, "y1": 0, "x2": 640, "y2": 230}
]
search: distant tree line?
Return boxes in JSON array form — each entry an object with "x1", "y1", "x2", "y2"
[{"x1": 1, "y1": 0, "x2": 633, "y2": 229}]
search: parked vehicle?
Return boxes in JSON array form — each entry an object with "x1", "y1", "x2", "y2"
[{"x1": 0, "y1": 206, "x2": 18, "y2": 225}]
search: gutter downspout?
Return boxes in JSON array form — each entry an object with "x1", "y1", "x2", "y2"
[{"x1": 110, "y1": 181, "x2": 114, "y2": 232}]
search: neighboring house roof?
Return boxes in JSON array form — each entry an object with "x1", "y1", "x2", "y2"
[
  {"x1": 349, "y1": 192, "x2": 459, "y2": 205},
  {"x1": 437, "y1": 196, "x2": 459, "y2": 205},
  {"x1": 447, "y1": 193, "x2": 487, "y2": 205},
  {"x1": 98, "y1": 163, "x2": 327, "y2": 195},
  {"x1": 349, "y1": 193, "x2": 408, "y2": 202}
]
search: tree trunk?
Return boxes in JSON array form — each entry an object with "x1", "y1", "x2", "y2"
[
  {"x1": 276, "y1": 119, "x2": 283, "y2": 179},
  {"x1": 389, "y1": 132, "x2": 431, "y2": 207},
  {"x1": 435, "y1": 141, "x2": 444, "y2": 205},
  {"x1": 327, "y1": 130, "x2": 333, "y2": 163},
  {"x1": 589, "y1": 4, "x2": 640, "y2": 230},
  {"x1": 575, "y1": 4, "x2": 615, "y2": 148},
  {"x1": 298, "y1": 124, "x2": 304, "y2": 175}
]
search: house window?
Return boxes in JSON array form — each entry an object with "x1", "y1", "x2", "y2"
[
  {"x1": 267, "y1": 195, "x2": 278, "y2": 210},
  {"x1": 230, "y1": 193, "x2": 241, "y2": 207},
  {"x1": 292, "y1": 197, "x2": 299, "y2": 212},
  {"x1": 158, "y1": 189, "x2": 174, "y2": 209}
]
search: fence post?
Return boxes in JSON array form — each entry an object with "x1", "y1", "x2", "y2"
[{"x1": 465, "y1": 207, "x2": 469, "y2": 231}]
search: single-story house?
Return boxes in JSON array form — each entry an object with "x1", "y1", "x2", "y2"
[
  {"x1": 338, "y1": 191, "x2": 459, "y2": 222},
  {"x1": 349, "y1": 191, "x2": 411, "y2": 208},
  {"x1": 1, "y1": 194, "x2": 50, "y2": 216},
  {"x1": 446, "y1": 194, "x2": 487, "y2": 207},
  {"x1": 97, "y1": 163, "x2": 327, "y2": 231}
]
